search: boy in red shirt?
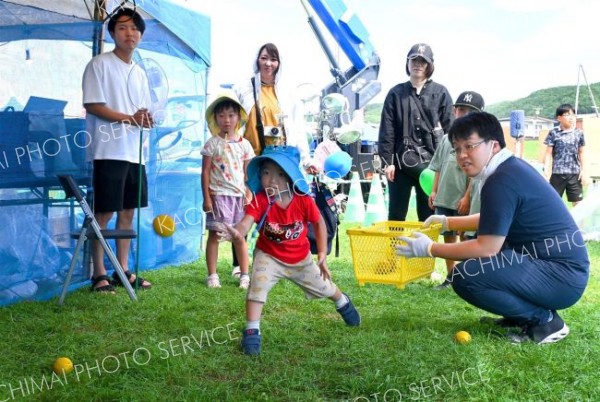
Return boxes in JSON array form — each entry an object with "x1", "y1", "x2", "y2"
[{"x1": 220, "y1": 146, "x2": 360, "y2": 355}]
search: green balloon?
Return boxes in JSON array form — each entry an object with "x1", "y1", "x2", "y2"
[{"x1": 419, "y1": 168, "x2": 435, "y2": 196}]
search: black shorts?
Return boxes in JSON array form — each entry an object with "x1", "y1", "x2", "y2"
[
  {"x1": 93, "y1": 160, "x2": 148, "y2": 213},
  {"x1": 549, "y1": 173, "x2": 583, "y2": 202}
]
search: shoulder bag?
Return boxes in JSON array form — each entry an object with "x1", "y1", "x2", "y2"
[{"x1": 251, "y1": 77, "x2": 266, "y2": 152}]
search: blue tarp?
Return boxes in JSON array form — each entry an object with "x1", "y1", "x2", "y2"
[{"x1": 0, "y1": 0, "x2": 210, "y2": 306}]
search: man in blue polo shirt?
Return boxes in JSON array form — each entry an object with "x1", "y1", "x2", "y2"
[{"x1": 396, "y1": 112, "x2": 589, "y2": 344}]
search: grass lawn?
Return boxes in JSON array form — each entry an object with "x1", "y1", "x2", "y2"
[{"x1": 0, "y1": 220, "x2": 598, "y2": 402}]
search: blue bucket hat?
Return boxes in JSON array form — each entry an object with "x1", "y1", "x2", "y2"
[{"x1": 246, "y1": 146, "x2": 309, "y2": 195}]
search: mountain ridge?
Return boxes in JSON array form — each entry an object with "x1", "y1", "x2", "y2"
[{"x1": 364, "y1": 82, "x2": 600, "y2": 123}]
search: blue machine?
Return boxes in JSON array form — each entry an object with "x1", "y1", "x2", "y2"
[
  {"x1": 303, "y1": 0, "x2": 380, "y2": 112},
  {"x1": 301, "y1": 0, "x2": 381, "y2": 180}
]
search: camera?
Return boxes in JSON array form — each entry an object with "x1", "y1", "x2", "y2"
[{"x1": 264, "y1": 126, "x2": 281, "y2": 137}]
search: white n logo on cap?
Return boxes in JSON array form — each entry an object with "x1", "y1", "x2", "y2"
[
  {"x1": 463, "y1": 93, "x2": 473, "y2": 103},
  {"x1": 418, "y1": 45, "x2": 427, "y2": 54}
]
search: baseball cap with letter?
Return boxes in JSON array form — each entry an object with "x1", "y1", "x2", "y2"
[
  {"x1": 454, "y1": 91, "x2": 485, "y2": 112},
  {"x1": 407, "y1": 43, "x2": 434, "y2": 64}
]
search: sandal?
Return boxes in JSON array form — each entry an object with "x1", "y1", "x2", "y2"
[
  {"x1": 91, "y1": 275, "x2": 115, "y2": 293},
  {"x1": 112, "y1": 270, "x2": 152, "y2": 289}
]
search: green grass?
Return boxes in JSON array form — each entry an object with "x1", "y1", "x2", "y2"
[
  {"x1": 522, "y1": 138, "x2": 542, "y2": 161},
  {"x1": 0, "y1": 224, "x2": 599, "y2": 401}
]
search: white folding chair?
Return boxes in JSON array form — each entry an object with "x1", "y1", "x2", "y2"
[{"x1": 57, "y1": 175, "x2": 137, "y2": 305}]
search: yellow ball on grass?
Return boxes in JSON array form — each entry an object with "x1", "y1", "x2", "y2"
[
  {"x1": 454, "y1": 330, "x2": 472, "y2": 344},
  {"x1": 53, "y1": 357, "x2": 74, "y2": 375}
]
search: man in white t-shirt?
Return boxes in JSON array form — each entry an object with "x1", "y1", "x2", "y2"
[{"x1": 82, "y1": 8, "x2": 153, "y2": 292}]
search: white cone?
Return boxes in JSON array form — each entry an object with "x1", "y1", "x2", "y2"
[
  {"x1": 344, "y1": 172, "x2": 365, "y2": 223},
  {"x1": 363, "y1": 174, "x2": 387, "y2": 226}
]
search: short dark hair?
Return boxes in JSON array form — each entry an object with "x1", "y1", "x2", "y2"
[
  {"x1": 254, "y1": 43, "x2": 280, "y2": 75},
  {"x1": 405, "y1": 59, "x2": 435, "y2": 78},
  {"x1": 213, "y1": 100, "x2": 241, "y2": 116},
  {"x1": 555, "y1": 103, "x2": 575, "y2": 117},
  {"x1": 448, "y1": 112, "x2": 506, "y2": 149},
  {"x1": 108, "y1": 8, "x2": 146, "y2": 35}
]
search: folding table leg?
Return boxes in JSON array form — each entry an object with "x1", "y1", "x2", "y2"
[{"x1": 58, "y1": 229, "x2": 88, "y2": 305}]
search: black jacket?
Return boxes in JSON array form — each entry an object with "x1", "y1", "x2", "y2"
[{"x1": 378, "y1": 80, "x2": 454, "y2": 167}]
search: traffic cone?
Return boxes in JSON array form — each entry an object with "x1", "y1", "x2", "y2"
[
  {"x1": 344, "y1": 172, "x2": 365, "y2": 223},
  {"x1": 364, "y1": 174, "x2": 387, "y2": 226}
]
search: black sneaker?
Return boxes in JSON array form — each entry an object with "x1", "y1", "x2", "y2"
[
  {"x1": 480, "y1": 316, "x2": 524, "y2": 329},
  {"x1": 434, "y1": 278, "x2": 452, "y2": 290},
  {"x1": 508, "y1": 313, "x2": 569, "y2": 344}
]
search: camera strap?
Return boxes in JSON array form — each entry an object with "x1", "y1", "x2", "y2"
[{"x1": 251, "y1": 77, "x2": 267, "y2": 152}]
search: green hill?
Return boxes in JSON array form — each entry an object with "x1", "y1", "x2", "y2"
[{"x1": 364, "y1": 82, "x2": 600, "y2": 123}]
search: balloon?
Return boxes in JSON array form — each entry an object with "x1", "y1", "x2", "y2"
[
  {"x1": 324, "y1": 151, "x2": 353, "y2": 179},
  {"x1": 419, "y1": 168, "x2": 435, "y2": 196}
]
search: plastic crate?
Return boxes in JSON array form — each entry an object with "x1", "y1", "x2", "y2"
[{"x1": 347, "y1": 221, "x2": 441, "y2": 289}]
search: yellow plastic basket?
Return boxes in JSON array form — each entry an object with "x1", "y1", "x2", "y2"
[{"x1": 347, "y1": 221, "x2": 441, "y2": 289}]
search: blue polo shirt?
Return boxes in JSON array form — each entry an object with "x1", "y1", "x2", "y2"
[{"x1": 478, "y1": 157, "x2": 589, "y2": 288}]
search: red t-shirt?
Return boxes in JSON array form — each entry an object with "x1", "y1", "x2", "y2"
[{"x1": 246, "y1": 191, "x2": 320, "y2": 264}]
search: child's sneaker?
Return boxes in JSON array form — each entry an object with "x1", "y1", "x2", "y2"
[
  {"x1": 336, "y1": 293, "x2": 361, "y2": 326},
  {"x1": 239, "y1": 274, "x2": 250, "y2": 290},
  {"x1": 206, "y1": 274, "x2": 221, "y2": 288},
  {"x1": 241, "y1": 329, "x2": 261, "y2": 355},
  {"x1": 231, "y1": 266, "x2": 241, "y2": 278}
]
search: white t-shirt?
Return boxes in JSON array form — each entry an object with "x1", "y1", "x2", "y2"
[
  {"x1": 82, "y1": 51, "x2": 150, "y2": 163},
  {"x1": 201, "y1": 136, "x2": 255, "y2": 196}
]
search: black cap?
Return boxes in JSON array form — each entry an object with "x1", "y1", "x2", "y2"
[
  {"x1": 454, "y1": 91, "x2": 485, "y2": 112},
  {"x1": 407, "y1": 43, "x2": 433, "y2": 64}
]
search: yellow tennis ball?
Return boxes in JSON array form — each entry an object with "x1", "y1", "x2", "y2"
[
  {"x1": 53, "y1": 357, "x2": 74, "y2": 374},
  {"x1": 153, "y1": 214, "x2": 176, "y2": 237},
  {"x1": 454, "y1": 331, "x2": 472, "y2": 344}
]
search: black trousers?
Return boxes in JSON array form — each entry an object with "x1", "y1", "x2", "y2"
[{"x1": 387, "y1": 168, "x2": 433, "y2": 222}]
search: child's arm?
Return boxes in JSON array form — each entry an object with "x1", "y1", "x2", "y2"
[
  {"x1": 243, "y1": 158, "x2": 253, "y2": 203},
  {"x1": 234, "y1": 215, "x2": 255, "y2": 239},
  {"x1": 312, "y1": 215, "x2": 331, "y2": 282},
  {"x1": 217, "y1": 215, "x2": 254, "y2": 244},
  {"x1": 428, "y1": 171, "x2": 440, "y2": 210},
  {"x1": 578, "y1": 145, "x2": 588, "y2": 185},
  {"x1": 543, "y1": 146, "x2": 553, "y2": 180},
  {"x1": 456, "y1": 179, "x2": 471, "y2": 215},
  {"x1": 201, "y1": 156, "x2": 213, "y2": 213}
]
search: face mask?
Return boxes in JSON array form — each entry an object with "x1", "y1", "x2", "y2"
[
  {"x1": 472, "y1": 144, "x2": 513, "y2": 187},
  {"x1": 472, "y1": 141, "x2": 496, "y2": 182}
]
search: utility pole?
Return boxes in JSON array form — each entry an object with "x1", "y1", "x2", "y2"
[{"x1": 575, "y1": 64, "x2": 599, "y2": 117}]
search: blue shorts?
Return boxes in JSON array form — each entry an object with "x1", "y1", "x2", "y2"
[{"x1": 434, "y1": 206, "x2": 459, "y2": 236}]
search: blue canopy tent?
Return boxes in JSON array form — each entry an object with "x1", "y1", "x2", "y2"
[{"x1": 0, "y1": 0, "x2": 210, "y2": 305}]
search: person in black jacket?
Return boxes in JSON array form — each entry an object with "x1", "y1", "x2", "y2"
[{"x1": 378, "y1": 43, "x2": 454, "y2": 221}]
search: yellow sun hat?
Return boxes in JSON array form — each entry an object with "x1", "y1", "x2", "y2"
[{"x1": 205, "y1": 91, "x2": 248, "y2": 136}]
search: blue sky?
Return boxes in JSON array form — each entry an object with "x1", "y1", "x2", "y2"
[{"x1": 180, "y1": 0, "x2": 600, "y2": 109}]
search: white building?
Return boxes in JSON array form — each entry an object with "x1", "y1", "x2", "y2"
[{"x1": 498, "y1": 115, "x2": 556, "y2": 139}]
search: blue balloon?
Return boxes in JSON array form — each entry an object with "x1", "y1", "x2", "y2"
[{"x1": 324, "y1": 151, "x2": 353, "y2": 179}]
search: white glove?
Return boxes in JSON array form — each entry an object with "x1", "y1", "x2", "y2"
[
  {"x1": 395, "y1": 232, "x2": 433, "y2": 258},
  {"x1": 423, "y1": 215, "x2": 448, "y2": 232}
]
